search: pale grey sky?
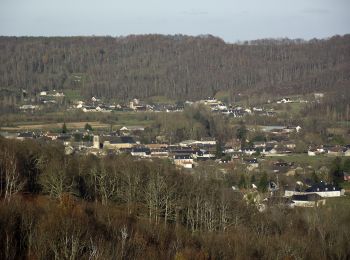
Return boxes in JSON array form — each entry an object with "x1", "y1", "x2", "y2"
[{"x1": 0, "y1": 0, "x2": 349, "y2": 42}]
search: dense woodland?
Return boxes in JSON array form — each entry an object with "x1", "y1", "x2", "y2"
[
  {"x1": 0, "y1": 137, "x2": 350, "y2": 259},
  {"x1": 0, "y1": 34, "x2": 349, "y2": 101}
]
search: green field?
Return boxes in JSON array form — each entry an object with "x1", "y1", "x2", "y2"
[
  {"x1": 263, "y1": 154, "x2": 335, "y2": 168},
  {"x1": 0, "y1": 110, "x2": 157, "y2": 132}
]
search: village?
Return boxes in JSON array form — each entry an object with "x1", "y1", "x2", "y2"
[{"x1": 1, "y1": 92, "x2": 350, "y2": 210}]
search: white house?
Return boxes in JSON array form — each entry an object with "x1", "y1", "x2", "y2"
[
  {"x1": 285, "y1": 183, "x2": 345, "y2": 198},
  {"x1": 174, "y1": 154, "x2": 194, "y2": 168},
  {"x1": 291, "y1": 194, "x2": 326, "y2": 208}
]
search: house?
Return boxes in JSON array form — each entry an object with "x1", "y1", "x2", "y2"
[
  {"x1": 253, "y1": 141, "x2": 266, "y2": 149},
  {"x1": 119, "y1": 126, "x2": 145, "y2": 133},
  {"x1": 19, "y1": 105, "x2": 39, "y2": 110},
  {"x1": 131, "y1": 147, "x2": 151, "y2": 157},
  {"x1": 253, "y1": 107, "x2": 263, "y2": 112},
  {"x1": 244, "y1": 158, "x2": 259, "y2": 170},
  {"x1": 314, "y1": 93, "x2": 324, "y2": 99},
  {"x1": 104, "y1": 136, "x2": 136, "y2": 149},
  {"x1": 129, "y1": 99, "x2": 147, "y2": 111},
  {"x1": 145, "y1": 143, "x2": 169, "y2": 149},
  {"x1": 317, "y1": 146, "x2": 326, "y2": 154},
  {"x1": 198, "y1": 137, "x2": 216, "y2": 146},
  {"x1": 150, "y1": 149, "x2": 169, "y2": 158},
  {"x1": 291, "y1": 194, "x2": 326, "y2": 208},
  {"x1": 95, "y1": 106, "x2": 112, "y2": 113},
  {"x1": 179, "y1": 140, "x2": 197, "y2": 147},
  {"x1": 170, "y1": 148, "x2": 199, "y2": 157},
  {"x1": 243, "y1": 147, "x2": 256, "y2": 156},
  {"x1": 17, "y1": 132, "x2": 36, "y2": 140},
  {"x1": 93, "y1": 135, "x2": 136, "y2": 149},
  {"x1": 305, "y1": 183, "x2": 345, "y2": 197},
  {"x1": 308, "y1": 149, "x2": 317, "y2": 156},
  {"x1": 179, "y1": 138, "x2": 217, "y2": 148},
  {"x1": 82, "y1": 106, "x2": 97, "y2": 112},
  {"x1": 277, "y1": 98, "x2": 292, "y2": 104},
  {"x1": 173, "y1": 154, "x2": 194, "y2": 168},
  {"x1": 327, "y1": 146, "x2": 344, "y2": 156},
  {"x1": 91, "y1": 97, "x2": 100, "y2": 103},
  {"x1": 51, "y1": 91, "x2": 65, "y2": 97},
  {"x1": 283, "y1": 126, "x2": 301, "y2": 133},
  {"x1": 195, "y1": 150, "x2": 216, "y2": 161},
  {"x1": 309, "y1": 145, "x2": 325, "y2": 156},
  {"x1": 285, "y1": 182, "x2": 345, "y2": 198},
  {"x1": 282, "y1": 141, "x2": 296, "y2": 149},
  {"x1": 265, "y1": 147, "x2": 291, "y2": 157},
  {"x1": 344, "y1": 148, "x2": 350, "y2": 157},
  {"x1": 46, "y1": 133, "x2": 58, "y2": 140}
]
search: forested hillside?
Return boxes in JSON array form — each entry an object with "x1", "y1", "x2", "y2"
[
  {"x1": 1, "y1": 138, "x2": 350, "y2": 259},
  {"x1": 0, "y1": 34, "x2": 349, "y2": 100}
]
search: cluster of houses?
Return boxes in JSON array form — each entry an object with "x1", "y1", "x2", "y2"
[
  {"x1": 14, "y1": 91, "x2": 316, "y2": 120},
  {"x1": 18, "y1": 90, "x2": 65, "y2": 111},
  {"x1": 19, "y1": 93, "x2": 278, "y2": 118},
  {"x1": 276, "y1": 96, "x2": 309, "y2": 104},
  {"x1": 90, "y1": 134, "x2": 217, "y2": 169},
  {"x1": 242, "y1": 180, "x2": 345, "y2": 211},
  {"x1": 281, "y1": 182, "x2": 344, "y2": 208},
  {"x1": 308, "y1": 145, "x2": 350, "y2": 157},
  {"x1": 2, "y1": 120, "x2": 350, "y2": 172},
  {"x1": 2, "y1": 125, "x2": 348, "y2": 210},
  {"x1": 0, "y1": 128, "x2": 218, "y2": 169},
  {"x1": 75, "y1": 98, "x2": 185, "y2": 113},
  {"x1": 193, "y1": 97, "x2": 276, "y2": 117},
  {"x1": 248, "y1": 181, "x2": 346, "y2": 211},
  {"x1": 72, "y1": 96, "x2": 276, "y2": 117}
]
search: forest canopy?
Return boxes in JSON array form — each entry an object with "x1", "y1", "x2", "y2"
[{"x1": 0, "y1": 34, "x2": 349, "y2": 100}]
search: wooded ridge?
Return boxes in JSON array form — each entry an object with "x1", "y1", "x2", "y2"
[{"x1": 0, "y1": 34, "x2": 349, "y2": 100}]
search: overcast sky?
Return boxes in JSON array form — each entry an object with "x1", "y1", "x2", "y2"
[{"x1": 0, "y1": 0, "x2": 349, "y2": 42}]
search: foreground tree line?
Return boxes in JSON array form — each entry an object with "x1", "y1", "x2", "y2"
[{"x1": 0, "y1": 138, "x2": 349, "y2": 259}]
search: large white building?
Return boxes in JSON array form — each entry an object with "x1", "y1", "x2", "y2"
[{"x1": 285, "y1": 182, "x2": 345, "y2": 198}]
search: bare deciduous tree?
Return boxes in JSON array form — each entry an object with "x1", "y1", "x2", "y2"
[{"x1": 0, "y1": 147, "x2": 25, "y2": 201}]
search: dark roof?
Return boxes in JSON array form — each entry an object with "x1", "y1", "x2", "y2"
[
  {"x1": 132, "y1": 147, "x2": 151, "y2": 153},
  {"x1": 245, "y1": 158, "x2": 258, "y2": 164},
  {"x1": 306, "y1": 182, "x2": 341, "y2": 192},
  {"x1": 174, "y1": 154, "x2": 192, "y2": 160},
  {"x1": 104, "y1": 136, "x2": 135, "y2": 144},
  {"x1": 18, "y1": 132, "x2": 36, "y2": 138},
  {"x1": 292, "y1": 193, "x2": 323, "y2": 201},
  {"x1": 273, "y1": 162, "x2": 292, "y2": 167},
  {"x1": 172, "y1": 149, "x2": 198, "y2": 154}
]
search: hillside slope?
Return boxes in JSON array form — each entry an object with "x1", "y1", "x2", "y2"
[{"x1": 0, "y1": 34, "x2": 349, "y2": 100}]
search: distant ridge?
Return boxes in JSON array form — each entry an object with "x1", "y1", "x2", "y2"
[{"x1": 0, "y1": 34, "x2": 349, "y2": 100}]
